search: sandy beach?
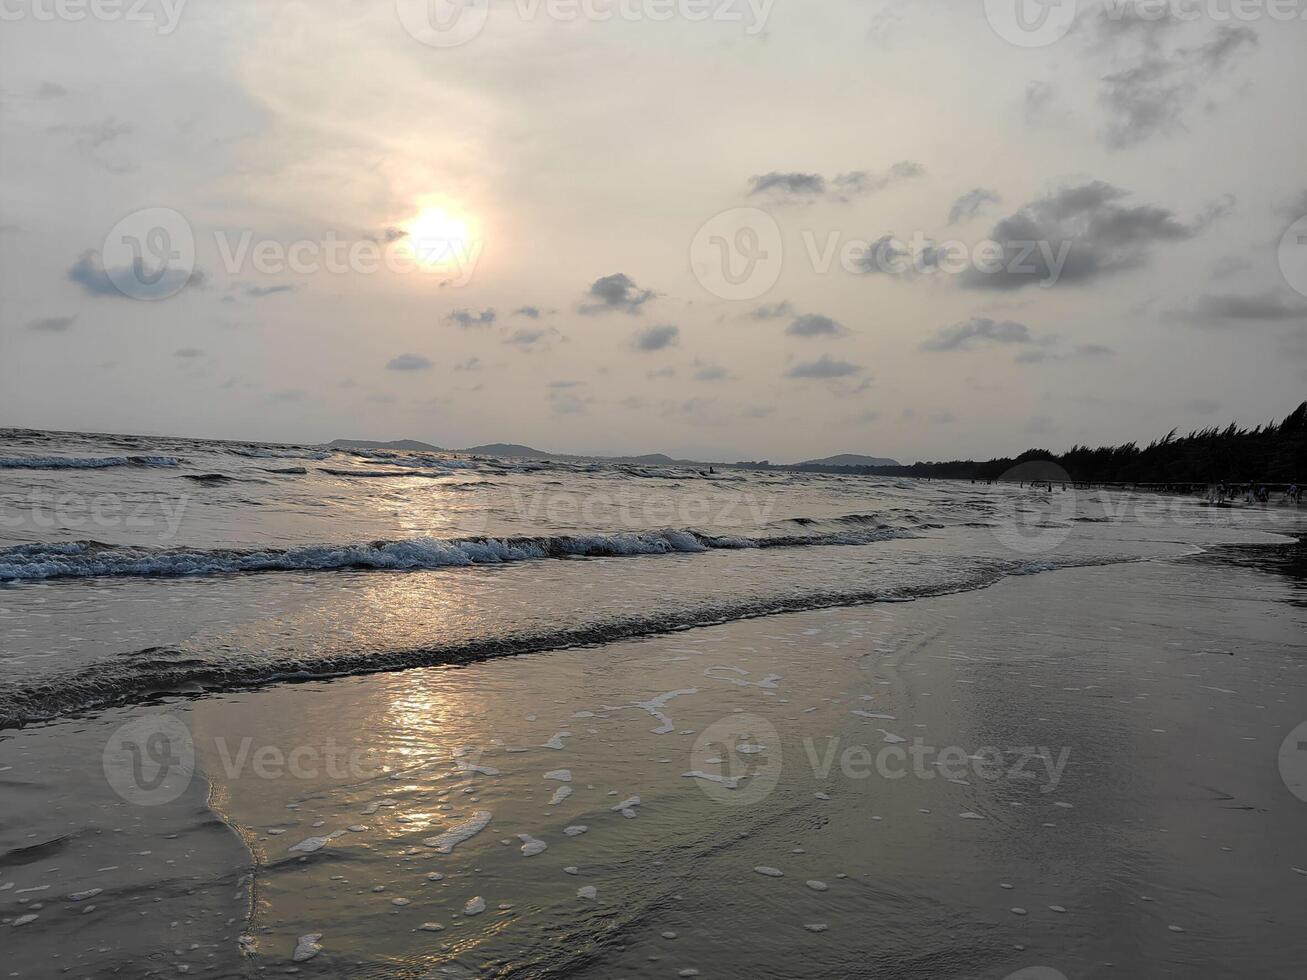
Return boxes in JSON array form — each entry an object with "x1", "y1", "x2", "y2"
[{"x1": 4, "y1": 544, "x2": 1305, "y2": 978}]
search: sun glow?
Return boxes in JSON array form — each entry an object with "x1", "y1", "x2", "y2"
[{"x1": 402, "y1": 205, "x2": 472, "y2": 267}]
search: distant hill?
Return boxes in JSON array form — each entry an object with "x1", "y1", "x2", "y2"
[
  {"x1": 329, "y1": 438, "x2": 445, "y2": 452},
  {"x1": 797, "y1": 453, "x2": 901, "y2": 468},
  {"x1": 462, "y1": 443, "x2": 553, "y2": 459}
]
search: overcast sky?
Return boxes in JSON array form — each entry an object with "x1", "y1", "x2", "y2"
[{"x1": 1, "y1": 0, "x2": 1305, "y2": 463}]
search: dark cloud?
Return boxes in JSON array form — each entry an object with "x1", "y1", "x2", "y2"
[
  {"x1": 386, "y1": 353, "x2": 434, "y2": 371},
  {"x1": 1085, "y1": 8, "x2": 1259, "y2": 149},
  {"x1": 961, "y1": 181, "x2": 1216, "y2": 290},
  {"x1": 245, "y1": 284, "x2": 294, "y2": 298},
  {"x1": 67, "y1": 249, "x2": 204, "y2": 299},
  {"x1": 505, "y1": 327, "x2": 549, "y2": 348},
  {"x1": 580, "y1": 273, "x2": 655, "y2": 314},
  {"x1": 447, "y1": 308, "x2": 496, "y2": 328},
  {"x1": 27, "y1": 315, "x2": 76, "y2": 332},
  {"x1": 514, "y1": 305, "x2": 541, "y2": 319},
  {"x1": 174, "y1": 347, "x2": 203, "y2": 358},
  {"x1": 693, "y1": 361, "x2": 729, "y2": 381},
  {"x1": 1024, "y1": 81, "x2": 1057, "y2": 128},
  {"x1": 855, "y1": 234, "x2": 914, "y2": 277},
  {"x1": 454, "y1": 357, "x2": 481, "y2": 371},
  {"x1": 632, "y1": 324, "x2": 679, "y2": 351},
  {"x1": 785, "y1": 313, "x2": 845, "y2": 338},
  {"x1": 547, "y1": 380, "x2": 580, "y2": 389},
  {"x1": 1169, "y1": 290, "x2": 1307, "y2": 324},
  {"x1": 36, "y1": 81, "x2": 67, "y2": 99},
  {"x1": 748, "y1": 172, "x2": 826, "y2": 198},
  {"x1": 749, "y1": 162, "x2": 923, "y2": 203},
  {"x1": 784, "y1": 355, "x2": 862, "y2": 379},
  {"x1": 947, "y1": 188, "x2": 1001, "y2": 225},
  {"x1": 748, "y1": 300, "x2": 794, "y2": 320},
  {"x1": 922, "y1": 317, "x2": 1032, "y2": 351}
]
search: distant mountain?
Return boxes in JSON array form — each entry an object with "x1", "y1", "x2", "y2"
[
  {"x1": 462, "y1": 443, "x2": 553, "y2": 459},
  {"x1": 797, "y1": 453, "x2": 901, "y2": 468},
  {"x1": 328, "y1": 438, "x2": 445, "y2": 452}
]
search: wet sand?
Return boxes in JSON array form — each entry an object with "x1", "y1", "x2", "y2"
[{"x1": 3, "y1": 551, "x2": 1306, "y2": 978}]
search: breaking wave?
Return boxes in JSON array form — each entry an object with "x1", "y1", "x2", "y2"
[
  {"x1": 0, "y1": 526, "x2": 911, "y2": 582},
  {"x1": 0, "y1": 455, "x2": 179, "y2": 470}
]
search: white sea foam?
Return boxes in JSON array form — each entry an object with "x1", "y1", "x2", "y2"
[
  {"x1": 543, "y1": 769, "x2": 572, "y2": 782},
  {"x1": 288, "y1": 831, "x2": 345, "y2": 854},
  {"x1": 517, "y1": 834, "x2": 547, "y2": 856},
  {"x1": 423, "y1": 810, "x2": 492, "y2": 853},
  {"x1": 292, "y1": 934, "x2": 323, "y2": 962},
  {"x1": 548, "y1": 786, "x2": 573, "y2": 806},
  {"x1": 464, "y1": 896, "x2": 486, "y2": 915}
]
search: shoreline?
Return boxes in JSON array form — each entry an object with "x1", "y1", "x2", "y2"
[{"x1": 4, "y1": 548, "x2": 1306, "y2": 977}]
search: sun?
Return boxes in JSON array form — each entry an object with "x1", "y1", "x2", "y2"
[{"x1": 402, "y1": 205, "x2": 471, "y2": 267}]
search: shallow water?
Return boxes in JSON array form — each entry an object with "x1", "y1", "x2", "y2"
[{"x1": 3, "y1": 429, "x2": 1306, "y2": 977}]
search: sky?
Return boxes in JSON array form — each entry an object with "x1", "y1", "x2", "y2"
[{"x1": 1, "y1": 0, "x2": 1305, "y2": 464}]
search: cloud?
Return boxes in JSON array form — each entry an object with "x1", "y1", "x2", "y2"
[
  {"x1": 580, "y1": 273, "x2": 655, "y2": 314},
  {"x1": 748, "y1": 162, "x2": 923, "y2": 203},
  {"x1": 1168, "y1": 290, "x2": 1307, "y2": 325},
  {"x1": 1085, "y1": 8, "x2": 1259, "y2": 149},
  {"x1": 386, "y1": 353, "x2": 433, "y2": 371},
  {"x1": 548, "y1": 391, "x2": 591, "y2": 414},
  {"x1": 36, "y1": 81, "x2": 67, "y2": 99},
  {"x1": 922, "y1": 317, "x2": 1032, "y2": 351},
  {"x1": 1024, "y1": 80, "x2": 1057, "y2": 127},
  {"x1": 26, "y1": 315, "x2": 76, "y2": 332},
  {"x1": 785, "y1": 355, "x2": 862, "y2": 379},
  {"x1": 748, "y1": 301, "x2": 794, "y2": 320},
  {"x1": 514, "y1": 305, "x2": 541, "y2": 319},
  {"x1": 245, "y1": 284, "x2": 294, "y2": 298},
  {"x1": 785, "y1": 313, "x2": 845, "y2": 338},
  {"x1": 447, "y1": 307, "x2": 496, "y2": 328},
  {"x1": 632, "y1": 323, "x2": 679, "y2": 351},
  {"x1": 748, "y1": 172, "x2": 825, "y2": 198},
  {"x1": 1015, "y1": 342, "x2": 1115, "y2": 364},
  {"x1": 174, "y1": 347, "x2": 203, "y2": 358},
  {"x1": 547, "y1": 379, "x2": 580, "y2": 389},
  {"x1": 505, "y1": 327, "x2": 549, "y2": 348},
  {"x1": 693, "y1": 361, "x2": 729, "y2": 381},
  {"x1": 928, "y1": 411, "x2": 957, "y2": 425},
  {"x1": 960, "y1": 181, "x2": 1216, "y2": 290},
  {"x1": 855, "y1": 234, "x2": 914, "y2": 277},
  {"x1": 947, "y1": 188, "x2": 1001, "y2": 225},
  {"x1": 67, "y1": 249, "x2": 204, "y2": 299},
  {"x1": 454, "y1": 357, "x2": 482, "y2": 371}
]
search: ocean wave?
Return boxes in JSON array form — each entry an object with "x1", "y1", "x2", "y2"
[
  {"x1": 0, "y1": 527, "x2": 910, "y2": 582},
  {"x1": 229, "y1": 447, "x2": 331, "y2": 461},
  {"x1": 0, "y1": 551, "x2": 1131, "y2": 727},
  {"x1": 318, "y1": 467, "x2": 462, "y2": 479},
  {"x1": 0, "y1": 455, "x2": 179, "y2": 469}
]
